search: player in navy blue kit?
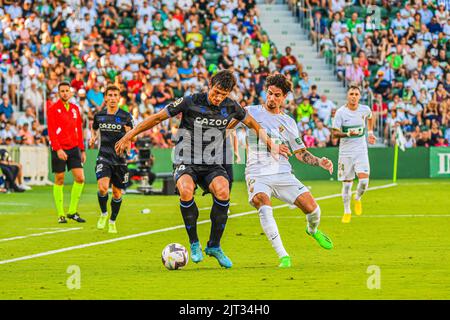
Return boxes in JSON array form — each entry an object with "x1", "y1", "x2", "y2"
[
  {"x1": 90, "y1": 85, "x2": 133, "y2": 234},
  {"x1": 115, "y1": 70, "x2": 290, "y2": 268}
]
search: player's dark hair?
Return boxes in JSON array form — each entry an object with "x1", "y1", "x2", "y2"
[
  {"x1": 210, "y1": 70, "x2": 236, "y2": 92},
  {"x1": 105, "y1": 85, "x2": 120, "y2": 96},
  {"x1": 265, "y1": 74, "x2": 292, "y2": 95},
  {"x1": 347, "y1": 83, "x2": 361, "y2": 93},
  {"x1": 58, "y1": 82, "x2": 71, "y2": 91}
]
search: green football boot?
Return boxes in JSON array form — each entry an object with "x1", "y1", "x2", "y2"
[
  {"x1": 97, "y1": 215, "x2": 108, "y2": 230},
  {"x1": 279, "y1": 256, "x2": 292, "y2": 268},
  {"x1": 306, "y1": 227, "x2": 333, "y2": 250}
]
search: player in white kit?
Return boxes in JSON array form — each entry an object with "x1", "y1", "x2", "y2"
[
  {"x1": 332, "y1": 84, "x2": 376, "y2": 223},
  {"x1": 228, "y1": 74, "x2": 334, "y2": 268}
]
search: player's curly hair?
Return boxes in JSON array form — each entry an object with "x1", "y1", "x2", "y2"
[
  {"x1": 265, "y1": 74, "x2": 293, "y2": 95},
  {"x1": 210, "y1": 69, "x2": 237, "y2": 92}
]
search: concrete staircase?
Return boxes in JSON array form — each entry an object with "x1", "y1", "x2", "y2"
[{"x1": 257, "y1": 0, "x2": 347, "y2": 106}]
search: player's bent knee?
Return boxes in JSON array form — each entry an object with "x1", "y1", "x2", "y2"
[
  {"x1": 252, "y1": 193, "x2": 270, "y2": 208},
  {"x1": 178, "y1": 185, "x2": 195, "y2": 200},
  {"x1": 213, "y1": 187, "x2": 229, "y2": 201},
  {"x1": 112, "y1": 189, "x2": 122, "y2": 199}
]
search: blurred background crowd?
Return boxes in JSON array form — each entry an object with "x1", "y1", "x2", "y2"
[{"x1": 0, "y1": 0, "x2": 449, "y2": 150}]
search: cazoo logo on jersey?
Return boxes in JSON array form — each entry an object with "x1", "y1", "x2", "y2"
[
  {"x1": 195, "y1": 117, "x2": 228, "y2": 126},
  {"x1": 99, "y1": 123, "x2": 122, "y2": 131}
]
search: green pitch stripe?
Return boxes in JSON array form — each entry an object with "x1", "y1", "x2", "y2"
[{"x1": 0, "y1": 184, "x2": 397, "y2": 265}]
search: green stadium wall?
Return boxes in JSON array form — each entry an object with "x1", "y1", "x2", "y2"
[{"x1": 44, "y1": 147, "x2": 433, "y2": 184}]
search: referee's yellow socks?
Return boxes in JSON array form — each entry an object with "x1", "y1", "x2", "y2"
[
  {"x1": 53, "y1": 184, "x2": 65, "y2": 217},
  {"x1": 68, "y1": 182, "x2": 84, "y2": 214}
]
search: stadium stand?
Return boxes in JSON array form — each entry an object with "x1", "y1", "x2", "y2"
[{"x1": 0, "y1": 0, "x2": 448, "y2": 150}]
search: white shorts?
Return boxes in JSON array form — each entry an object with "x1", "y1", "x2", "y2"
[
  {"x1": 338, "y1": 153, "x2": 370, "y2": 181},
  {"x1": 246, "y1": 172, "x2": 310, "y2": 206}
]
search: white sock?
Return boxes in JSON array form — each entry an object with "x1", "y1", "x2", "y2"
[
  {"x1": 355, "y1": 178, "x2": 369, "y2": 201},
  {"x1": 342, "y1": 181, "x2": 353, "y2": 214},
  {"x1": 306, "y1": 206, "x2": 321, "y2": 234},
  {"x1": 258, "y1": 205, "x2": 288, "y2": 258},
  {"x1": 101, "y1": 212, "x2": 108, "y2": 216}
]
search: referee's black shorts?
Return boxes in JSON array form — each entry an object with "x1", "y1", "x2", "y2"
[{"x1": 51, "y1": 147, "x2": 83, "y2": 173}]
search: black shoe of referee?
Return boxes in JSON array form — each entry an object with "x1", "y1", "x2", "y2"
[
  {"x1": 58, "y1": 216, "x2": 67, "y2": 224},
  {"x1": 67, "y1": 213, "x2": 86, "y2": 223}
]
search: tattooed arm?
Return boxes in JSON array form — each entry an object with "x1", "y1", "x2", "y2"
[{"x1": 295, "y1": 149, "x2": 334, "y2": 174}]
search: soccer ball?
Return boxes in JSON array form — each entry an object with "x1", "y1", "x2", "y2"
[{"x1": 161, "y1": 243, "x2": 189, "y2": 270}]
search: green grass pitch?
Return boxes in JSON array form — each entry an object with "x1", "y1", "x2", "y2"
[{"x1": 0, "y1": 179, "x2": 449, "y2": 300}]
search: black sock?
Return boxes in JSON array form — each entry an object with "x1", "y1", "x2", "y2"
[
  {"x1": 207, "y1": 197, "x2": 230, "y2": 248},
  {"x1": 98, "y1": 192, "x2": 108, "y2": 214},
  {"x1": 180, "y1": 198, "x2": 199, "y2": 244},
  {"x1": 110, "y1": 197, "x2": 122, "y2": 222}
]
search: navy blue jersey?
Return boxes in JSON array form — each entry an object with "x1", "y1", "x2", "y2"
[
  {"x1": 165, "y1": 93, "x2": 246, "y2": 165},
  {"x1": 93, "y1": 108, "x2": 133, "y2": 165}
]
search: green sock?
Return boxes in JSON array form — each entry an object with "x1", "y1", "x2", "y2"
[
  {"x1": 68, "y1": 182, "x2": 84, "y2": 214},
  {"x1": 53, "y1": 184, "x2": 65, "y2": 217}
]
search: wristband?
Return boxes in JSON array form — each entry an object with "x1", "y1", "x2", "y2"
[
  {"x1": 346, "y1": 132, "x2": 351, "y2": 137},
  {"x1": 368, "y1": 131, "x2": 374, "y2": 135}
]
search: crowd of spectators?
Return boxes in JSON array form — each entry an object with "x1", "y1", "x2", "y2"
[{"x1": 0, "y1": 0, "x2": 449, "y2": 151}]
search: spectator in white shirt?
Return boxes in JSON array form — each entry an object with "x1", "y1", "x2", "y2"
[
  {"x1": 112, "y1": 47, "x2": 130, "y2": 70},
  {"x1": 403, "y1": 48, "x2": 419, "y2": 73},
  {"x1": 137, "y1": 15, "x2": 153, "y2": 35},
  {"x1": 164, "y1": 14, "x2": 181, "y2": 37},
  {"x1": 313, "y1": 121, "x2": 331, "y2": 148},
  {"x1": 313, "y1": 95, "x2": 336, "y2": 124},
  {"x1": 406, "y1": 70, "x2": 424, "y2": 97},
  {"x1": 233, "y1": 51, "x2": 250, "y2": 74},
  {"x1": 140, "y1": 1, "x2": 157, "y2": 20},
  {"x1": 6, "y1": 3, "x2": 23, "y2": 20},
  {"x1": 127, "y1": 46, "x2": 145, "y2": 72},
  {"x1": 425, "y1": 59, "x2": 444, "y2": 80},
  {"x1": 215, "y1": 2, "x2": 233, "y2": 24},
  {"x1": 177, "y1": 0, "x2": 193, "y2": 11},
  {"x1": 405, "y1": 95, "x2": 423, "y2": 126}
]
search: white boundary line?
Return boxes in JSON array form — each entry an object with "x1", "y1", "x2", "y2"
[
  {"x1": 0, "y1": 183, "x2": 396, "y2": 265},
  {"x1": 267, "y1": 214, "x2": 450, "y2": 219},
  {"x1": 0, "y1": 228, "x2": 83, "y2": 243}
]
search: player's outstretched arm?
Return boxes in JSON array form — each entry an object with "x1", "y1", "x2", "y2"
[
  {"x1": 295, "y1": 149, "x2": 334, "y2": 174},
  {"x1": 241, "y1": 114, "x2": 292, "y2": 158},
  {"x1": 115, "y1": 109, "x2": 169, "y2": 156}
]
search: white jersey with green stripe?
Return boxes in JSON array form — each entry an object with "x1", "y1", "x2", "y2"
[
  {"x1": 245, "y1": 105, "x2": 305, "y2": 176},
  {"x1": 332, "y1": 104, "x2": 372, "y2": 156}
]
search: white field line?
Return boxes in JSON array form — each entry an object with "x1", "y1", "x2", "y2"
[
  {"x1": 264, "y1": 214, "x2": 450, "y2": 219},
  {"x1": 0, "y1": 203, "x2": 32, "y2": 206},
  {"x1": 0, "y1": 183, "x2": 396, "y2": 265},
  {"x1": 0, "y1": 228, "x2": 83, "y2": 243}
]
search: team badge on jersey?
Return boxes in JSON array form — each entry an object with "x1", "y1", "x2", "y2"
[
  {"x1": 221, "y1": 108, "x2": 229, "y2": 118},
  {"x1": 279, "y1": 125, "x2": 285, "y2": 133}
]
